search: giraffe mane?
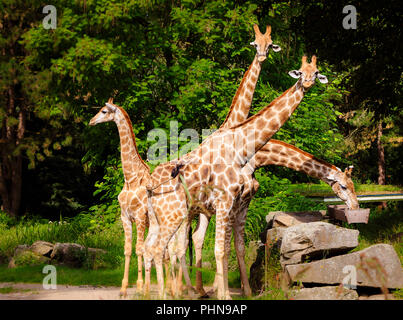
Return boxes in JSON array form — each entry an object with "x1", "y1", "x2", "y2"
[
  {"x1": 220, "y1": 62, "x2": 255, "y2": 129},
  {"x1": 229, "y1": 86, "x2": 295, "y2": 129},
  {"x1": 270, "y1": 139, "x2": 339, "y2": 171}
]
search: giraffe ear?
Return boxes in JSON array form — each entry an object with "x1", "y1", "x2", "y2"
[
  {"x1": 271, "y1": 43, "x2": 281, "y2": 52},
  {"x1": 327, "y1": 171, "x2": 337, "y2": 182},
  {"x1": 288, "y1": 70, "x2": 302, "y2": 79},
  {"x1": 345, "y1": 165, "x2": 354, "y2": 177},
  {"x1": 317, "y1": 73, "x2": 328, "y2": 84}
]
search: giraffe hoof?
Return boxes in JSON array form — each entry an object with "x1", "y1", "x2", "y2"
[
  {"x1": 119, "y1": 290, "x2": 127, "y2": 298},
  {"x1": 197, "y1": 293, "x2": 210, "y2": 299}
]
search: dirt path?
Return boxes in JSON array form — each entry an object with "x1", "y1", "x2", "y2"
[{"x1": 0, "y1": 282, "x2": 242, "y2": 300}]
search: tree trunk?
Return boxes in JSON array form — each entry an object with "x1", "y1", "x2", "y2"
[
  {"x1": 0, "y1": 86, "x2": 25, "y2": 217},
  {"x1": 377, "y1": 120, "x2": 387, "y2": 210},
  {"x1": 377, "y1": 120, "x2": 386, "y2": 185}
]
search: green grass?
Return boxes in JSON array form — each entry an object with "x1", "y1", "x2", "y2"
[
  {"x1": 345, "y1": 203, "x2": 403, "y2": 261},
  {"x1": 288, "y1": 183, "x2": 402, "y2": 197},
  {"x1": 0, "y1": 286, "x2": 32, "y2": 294},
  {"x1": 0, "y1": 264, "x2": 136, "y2": 287}
]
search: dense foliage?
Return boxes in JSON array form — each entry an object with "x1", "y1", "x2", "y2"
[{"x1": 0, "y1": 0, "x2": 401, "y2": 222}]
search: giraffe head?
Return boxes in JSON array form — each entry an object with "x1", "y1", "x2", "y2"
[
  {"x1": 288, "y1": 55, "x2": 328, "y2": 90},
  {"x1": 89, "y1": 98, "x2": 118, "y2": 126},
  {"x1": 327, "y1": 166, "x2": 359, "y2": 210},
  {"x1": 250, "y1": 24, "x2": 281, "y2": 63}
]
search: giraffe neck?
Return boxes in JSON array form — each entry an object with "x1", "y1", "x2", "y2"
[
  {"x1": 233, "y1": 80, "x2": 305, "y2": 159},
  {"x1": 220, "y1": 56, "x2": 262, "y2": 129},
  {"x1": 251, "y1": 139, "x2": 340, "y2": 183},
  {"x1": 115, "y1": 107, "x2": 149, "y2": 185}
]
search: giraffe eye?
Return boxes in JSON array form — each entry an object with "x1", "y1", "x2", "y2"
[{"x1": 102, "y1": 110, "x2": 107, "y2": 114}]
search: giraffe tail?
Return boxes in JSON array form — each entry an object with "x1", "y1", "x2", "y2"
[
  {"x1": 188, "y1": 223, "x2": 193, "y2": 272},
  {"x1": 145, "y1": 189, "x2": 160, "y2": 248}
]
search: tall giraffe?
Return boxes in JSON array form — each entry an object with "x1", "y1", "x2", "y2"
[
  {"x1": 220, "y1": 24, "x2": 280, "y2": 129},
  {"x1": 192, "y1": 139, "x2": 359, "y2": 297},
  {"x1": 166, "y1": 23, "x2": 281, "y2": 297},
  {"x1": 89, "y1": 98, "x2": 151, "y2": 297},
  {"x1": 144, "y1": 55, "x2": 329, "y2": 299}
]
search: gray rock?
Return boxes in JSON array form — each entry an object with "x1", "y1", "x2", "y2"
[
  {"x1": 30, "y1": 241, "x2": 54, "y2": 256},
  {"x1": 8, "y1": 247, "x2": 50, "y2": 268},
  {"x1": 285, "y1": 244, "x2": 403, "y2": 289},
  {"x1": 280, "y1": 222, "x2": 359, "y2": 266},
  {"x1": 266, "y1": 211, "x2": 326, "y2": 228},
  {"x1": 50, "y1": 243, "x2": 107, "y2": 268},
  {"x1": 290, "y1": 286, "x2": 358, "y2": 300},
  {"x1": 266, "y1": 227, "x2": 287, "y2": 249},
  {"x1": 14, "y1": 244, "x2": 30, "y2": 256},
  {"x1": 50, "y1": 243, "x2": 89, "y2": 268},
  {"x1": 8, "y1": 245, "x2": 30, "y2": 267}
]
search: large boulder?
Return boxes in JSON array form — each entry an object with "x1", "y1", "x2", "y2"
[
  {"x1": 289, "y1": 286, "x2": 358, "y2": 300},
  {"x1": 30, "y1": 241, "x2": 54, "y2": 257},
  {"x1": 8, "y1": 245, "x2": 50, "y2": 268},
  {"x1": 280, "y1": 221, "x2": 359, "y2": 266},
  {"x1": 50, "y1": 243, "x2": 107, "y2": 268},
  {"x1": 285, "y1": 244, "x2": 403, "y2": 289},
  {"x1": 50, "y1": 243, "x2": 89, "y2": 268},
  {"x1": 266, "y1": 211, "x2": 326, "y2": 228}
]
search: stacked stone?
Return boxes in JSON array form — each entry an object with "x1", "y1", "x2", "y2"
[{"x1": 250, "y1": 211, "x2": 403, "y2": 300}]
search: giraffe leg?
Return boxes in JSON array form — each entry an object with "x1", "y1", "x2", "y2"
[
  {"x1": 155, "y1": 251, "x2": 166, "y2": 299},
  {"x1": 135, "y1": 215, "x2": 146, "y2": 293},
  {"x1": 119, "y1": 215, "x2": 132, "y2": 298},
  {"x1": 214, "y1": 206, "x2": 232, "y2": 300},
  {"x1": 192, "y1": 213, "x2": 210, "y2": 297},
  {"x1": 176, "y1": 218, "x2": 197, "y2": 297},
  {"x1": 210, "y1": 220, "x2": 232, "y2": 297},
  {"x1": 167, "y1": 239, "x2": 178, "y2": 298},
  {"x1": 164, "y1": 249, "x2": 174, "y2": 297},
  {"x1": 223, "y1": 223, "x2": 233, "y2": 300},
  {"x1": 143, "y1": 253, "x2": 152, "y2": 299},
  {"x1": 234, "y1": 208, "x2": 252, "y2": 297}
]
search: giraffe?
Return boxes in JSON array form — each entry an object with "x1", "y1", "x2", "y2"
[
  {"x1": 89, "y1": 98, "x2": 151, "y2": 297},
  {"x1": 165, "y1": 23, "x2": 281, "y2": 297},
  {"x1": 191, "y1": 139, "x2": 359, "y2": 297},
  {"x1": 144, "y1": 55, "x2": 329, "y2": 299},
  {"x1": 220, "y1": 24, "x2": 281, "y2": 129},
  {"x1": 87, "y1": 23, "x2": 280, "y2": 300}
]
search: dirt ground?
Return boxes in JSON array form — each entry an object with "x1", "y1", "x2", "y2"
[{"x1": 0, "y1": 282, "x2": 242, "y2": 300}]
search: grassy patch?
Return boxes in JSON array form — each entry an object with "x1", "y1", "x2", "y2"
[
  {"x1": 0, "y1": 264, "x2": 148, "y2": 287},
  {"x1": 0, "y1": 286, "x2": 33, "y2": 294},
  {"x1": 288, "y1": 183, "x2": 402, "y2": 197}
]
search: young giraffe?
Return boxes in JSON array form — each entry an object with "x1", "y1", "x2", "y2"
[
  {"x1": 192, "y1": 140, "x2": 359, "y2": 297},
  {"x1": 89, "y1": 98, "x2": 151, "y2": 297},
  {"x1": 144, "y1": 55, "x2": 329, "y2": 299},
  {"x1": 166, "y1": 23, "x2": 281, "y2": 297}
]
